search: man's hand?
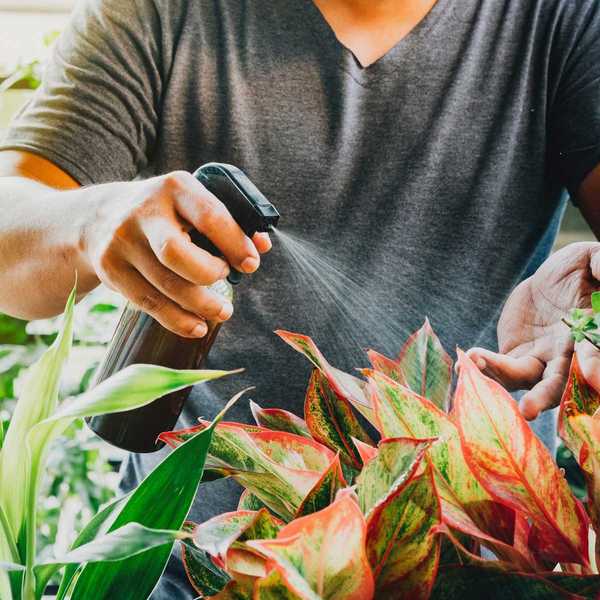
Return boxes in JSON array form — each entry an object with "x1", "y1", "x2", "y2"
[
  {"x1": 81, "y1": 171, "x2": 271, "y2": 338},
  {"x1": 467, "y1": 242, "x2": 600, "y2": 420}
]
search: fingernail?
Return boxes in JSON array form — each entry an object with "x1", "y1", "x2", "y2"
[
  {"x1": 192, "y1": 322, "x2": 207, "y2": 337},
  {"x1": 220, "y1": 263, "x2": 231, "y2": 279},
  {"x1": 218, "y1": 301, "x2": 233, "y2": 321},
  {"x1": 241, "y1": 256, "x2": 259, "y2": 273}
]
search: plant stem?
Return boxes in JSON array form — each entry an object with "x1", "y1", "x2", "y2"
[
  {"x1": 0, "y1": 504, "x2": 20, "y2": 563},
  {"x1": 562, "y1": 318, "x2": 600, "y2": 350},
  {"x1": 22, "y1": 457, "x2": 41, "y2": 600}
]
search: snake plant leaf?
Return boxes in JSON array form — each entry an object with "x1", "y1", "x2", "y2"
[
  {"x1": 35, "y1": 523, "x2": 186, "y2": 594},
  {"x1": 455, "y1": 350, "x2": 590, "y2": 568},
  {"x1": 250, "y1": 401, "x2": 311, "y2": 438},
  {"x1": 0, "y1": 286, "x2": 75, "y2": 541},
  {"x1": 295, "y1": 454, "x2": 347, "y2": 517},
  {"x1": 366, "y1": 462, "x2": 441, "y2": 600},
  {"x1": 365, "y1": 369, "x2": 517, "y2": 552},
  {"x1": 431, "y1": 565, "x2": 600, "y2": 600},
  {"x1": 396, "y1": 319, "x2": 453, "y2": 412},
  {"x1": 305, "y1": 369, "x2": 373, "y2": 469},
  {"x1": 356, "y1": 437, "x2": 433, "y2": 517},
  {"x1": 559, "y1": 353, "x2": 600, "y2": 565},
  {"x1": 65, "y1": 390, "x2": 245, "y2": 600},
  {"x1": 162, "y1": 420, "x2": 335, "y2": 521},
  {"x1": 248, "y1": 491, "x2": 374, "y2": 600},
  {"x1": 275, "y1": 330, "x2": 375, "y2": 424}
]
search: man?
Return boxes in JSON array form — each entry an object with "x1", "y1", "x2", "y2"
[{"x1": 1, "y1": 0, "x2": 599, "y2": 596}]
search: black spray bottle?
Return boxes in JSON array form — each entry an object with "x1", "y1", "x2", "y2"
[{"x1": 87, "y1": 163, "x2": 280, "y2": 452}]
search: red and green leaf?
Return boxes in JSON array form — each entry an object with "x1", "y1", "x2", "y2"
[
  {"x1": 275, "y1": 330, "x2": 375, "y2": 424},
  {"x1": 250, "y1": 400, "x2": 311, "y2": 438},
  {"x1": 305, "y1": 369, "x2": 373, "y2": 469},
  {"x1": 356, "y1": 437, "x2": 433, "y2": 516},
  {"x1": 253, "y1": 569, "x2": 308, "y2": 600},
  {"x1": 455, "y1": 350, "x2": 590, "y2": 568},
  {"x1": 296, "y1": 454, "x2": 347, "y2": 517},
  {"x1": 366, "y1": 462, "x2": 441, "y2": 600},
  {"x1": 365, "y1": 369, "x2": 516, "y2": 552},
  {"x1": 248, "y1": 492, "x2": 375, "y2": 600},
  {"x1": 367, "y1": 349, "x2": 406, "y2": 384},
  {"x1": 352, "y1": 438, "x2": 378, "y2": 465},
  {"x1": 397, "y1": 319, "x2": 453, "y2": 412},
  {"x1": 431, "y1": 565, "x2": 600, "y2": 600},
  {"x1": 559, "y1": 353, "x2": 600, "y2": 563}
]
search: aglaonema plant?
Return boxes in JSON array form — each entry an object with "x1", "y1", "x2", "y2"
[
  {"x1": 0, "y1": 286, "x2": 245, "y2": 600},
  {"x1": 161, "y1": 315, "x2": 600, "y2": 599}
]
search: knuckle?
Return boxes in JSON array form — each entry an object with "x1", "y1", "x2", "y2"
[
  {"x1": 163, "y1": 170, "x2": 195, "y2": 192},
  {"x1": 139, "y1": 290, "x2": 166, "y2": 314},
  {"x1": 200, "y1": 200, "x2": 230, "y2": 232},
  {"x1": 161, "y1": 270, "x2": 182, "y2": 295},
  {"x1": 157, "y1": 237, "x2": 181, "y2": 266}
]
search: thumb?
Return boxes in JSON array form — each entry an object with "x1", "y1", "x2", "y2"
[{"x1": 465, "y1": 348, "x2": 545, "y2": 392}]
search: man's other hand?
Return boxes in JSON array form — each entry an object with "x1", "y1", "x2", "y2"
[{"x1": 467, "y1": 242, "x2": 600, "y2": 420}]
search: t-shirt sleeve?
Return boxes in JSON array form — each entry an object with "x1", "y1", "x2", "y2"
[
  {"x1": 547, "y1": 0, "x2": 600, "y2": 198},
  {"x1": 0, "y1": 0, "x2": 164, "y2": 185}
]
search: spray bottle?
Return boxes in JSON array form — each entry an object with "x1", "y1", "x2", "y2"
[{"x1": 87, "y1": 163, "x2": 280, "y2": 452}]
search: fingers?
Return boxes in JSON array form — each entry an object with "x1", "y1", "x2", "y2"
[
  {"x1": 466, "y1": 348, "x2": 545, "y2": 391},
  {"x1": 167, "y1": 172, "x2": 261, "y2": 274},
  {"x1": 111, "y1": 264, "x2": 209, "y2": 338},
  {"x1": 253, "y1": 232, "x2": 272, "y2": 254},
  {"x1": 142, "y1": 218, "x2": 230, "y2": 285},
  {"x1": 519, "y1": 355, "x2": 571, "y2": 420},
  {"x1": 125, "y1": 240, "x2": 233, "y2": 322}
]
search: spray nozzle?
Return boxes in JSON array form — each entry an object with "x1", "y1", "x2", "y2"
[{"x1": 192, "y1": 163, "x2": 280, "y2": 284}]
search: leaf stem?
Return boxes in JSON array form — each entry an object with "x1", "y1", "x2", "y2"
[{"x1": 561, "y1": 318, "x2": 600, "y2": 351}]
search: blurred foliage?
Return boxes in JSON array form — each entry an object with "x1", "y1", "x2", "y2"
[
  {"x1": 556, "y1": 442, "x2": 587, "y2": 501},
  {"x1": 0, "y1": 287, "x2": 125, "y2": 567},
  {"x1": 0, "y1": 30, "x2": 59, "y2": 93}
]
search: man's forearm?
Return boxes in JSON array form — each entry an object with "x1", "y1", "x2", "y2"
[{"x1": 0, "y1": 176, "x2": 99, "y2": 319}]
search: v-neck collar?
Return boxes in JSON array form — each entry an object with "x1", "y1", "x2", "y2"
[{"x1": 299, "y1": 0, "x2": 450, "y2": 86}]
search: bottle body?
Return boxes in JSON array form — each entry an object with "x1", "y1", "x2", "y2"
[{"x1": 87, "y1": 280, "x2": 233, "y2": 453}]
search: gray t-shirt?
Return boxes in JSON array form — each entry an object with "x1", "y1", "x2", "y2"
[{"x1": 3, "y1": 0, "x2": 600, "y2": 597}]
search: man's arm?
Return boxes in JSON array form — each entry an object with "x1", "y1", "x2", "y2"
[{"x1": 0, "y1": 149, "x2": 270, "y2": 337}]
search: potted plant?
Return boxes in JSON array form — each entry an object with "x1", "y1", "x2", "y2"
[
  {"x1": 0, "y1": 286, "x2": 246, "y2": 600},
  {"x1": 159, "y1": 308, "x2": 600, "y2": 599}
]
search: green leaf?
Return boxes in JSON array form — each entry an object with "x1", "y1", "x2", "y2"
[
  {"x1": 54, "y1": 495, "x2": 129, "y2": 600},
  {"x1": 295, "y1": 455, "x2": 347, "y2": 517},
  {"x1": 89, "y1": 303, "x2": 118, "y2": 313},
  {"x1": 304, "y1": 369, "x2": 373, "y2": 469},
  {"x1": 36, "y1": 523, "x2": 186, "y2": 594},
  {"x1": 66, "y1": 391, "x2": 245, "y2": 600},
  {"x1": 395, "y1": 319, "x2": 453, "y2": 412},
  {"x1": 356, "y1": 437, "x2": 433, "y2": 517},
  {"x1": 591, "y1": 292, "x2": 600, "y2": 314},
  {"x1": 0, "y1": 561, "x2": 24, "y2": 571},
  {"x1": 0, "y1": 287, "x2": 75, "y2": 541}
]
